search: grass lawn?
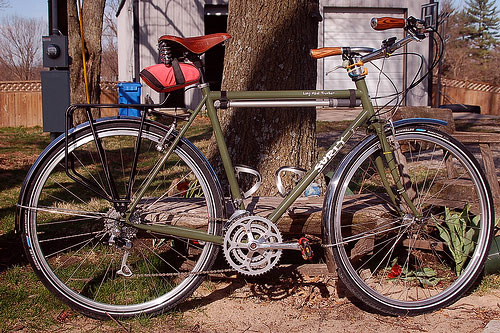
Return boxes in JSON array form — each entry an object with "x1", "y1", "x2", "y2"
[
  {"x1": 0, "y1": 121, "x2": 213, "y2": 331},
  {"x1": 0, "y1": 118, "x2": 499, "y2": 331}
]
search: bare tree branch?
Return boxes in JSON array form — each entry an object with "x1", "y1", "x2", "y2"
[
  {"x1": 0, "y1": 15, "x2": 46, "y2": 80},
  {"x1": 0, "y1": 1, "x2": 10, "y2": 9},
  {"x1": 101, "y1": 0, "x2": 118, "y2": 80}
]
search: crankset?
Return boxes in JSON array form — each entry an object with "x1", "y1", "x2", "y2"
[{"x1": 223, "y1": 215, "x2": 313, "y2": 276}]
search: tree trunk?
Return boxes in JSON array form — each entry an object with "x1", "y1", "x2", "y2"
[
  {"x1": 67, "y1": 0, "x2": 106, "y2": 124},
  {"x1": 209, "y1": 0, "x2": 320, "y2": 196}
]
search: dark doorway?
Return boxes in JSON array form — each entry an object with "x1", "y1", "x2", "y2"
[{"x1": 204, "y1": 5, "x2": 228, "y2": 91}]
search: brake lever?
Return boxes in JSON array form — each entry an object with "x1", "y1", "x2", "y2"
[{"x1": 325, "y1": 65, "x2": 344, "y2": 76}]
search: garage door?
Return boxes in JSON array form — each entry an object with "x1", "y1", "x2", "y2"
[{"x1": 323, "y1": 8, "x2": 406, "y2": 107}]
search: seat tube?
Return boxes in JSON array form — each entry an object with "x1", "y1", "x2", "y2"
[{"x1": 201, "y1": 85, "x2": 244, "y2": 209}]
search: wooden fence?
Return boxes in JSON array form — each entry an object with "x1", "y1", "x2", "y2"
[
  {"x1": 436, "y1": 78, "x2": 500, "y2": 115},
  {"x1": 0, "y1": 81, "x2": 119, "y2": 127},
  {"x1": 1, "y1": 78, "x2": 499, "y2": 127}
]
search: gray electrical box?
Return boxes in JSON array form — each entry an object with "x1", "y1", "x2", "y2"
[
  {"x1": 41, "y1": 70, "x2": 70, "y2": 133},
  {"x1": 42, "y1": 35, "x2": 69, "y2": 68}
]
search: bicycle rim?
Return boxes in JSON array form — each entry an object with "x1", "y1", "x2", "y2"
[
  {"x1": 330, "y1": 126, "x2": 493, "y2": 315},
  {"x1": 21, "y1": 119, "x2": 223, "y2": 319}
]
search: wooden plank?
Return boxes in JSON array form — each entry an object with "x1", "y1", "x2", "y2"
[
  {"x1": 479, "y1": 143, "x2": 500, "y2": 200},
  {"x1": 147, "y1": 194, "x2": 470, "y2": 236},
  {"x1": 100, "y1": 89, "x2": 118, "y2": 117},
  {"x1": 7, "y1": 93, "x2": 15, "y2": 127},
  {"x1": 0, "y1": 93, "x2": 6, "y2": 127},
  {"x1": 18, "y1": 91, "x2": 27, "y2": 127},
  {"x1": 402, "y1": 239, "x2": 444, "y2": 252},
  {"x1": 295, "y1": 263, "x2": 333, "y2": 276},
  {"x1": 27, "y1": 93, "x2": 38, "y2": 127},
  {"x1": 453, "y1": 131, "x2": 500, "y2": 144}
]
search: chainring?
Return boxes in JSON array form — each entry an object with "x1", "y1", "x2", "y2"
[{"x1": 223, "y1": 215, "x2": 282, "y2": 276}]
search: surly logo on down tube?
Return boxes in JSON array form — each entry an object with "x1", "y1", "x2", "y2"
[{"x1": 314, "y1": 134, "x2": 348, "y2": 171}]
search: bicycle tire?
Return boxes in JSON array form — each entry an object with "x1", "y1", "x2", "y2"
[
  {"x1": 19, "y1": 117, "x2": 225, "y2": 319},
  {"x1": 324, "y1": 125, "x2": 494, "y2": 315}
]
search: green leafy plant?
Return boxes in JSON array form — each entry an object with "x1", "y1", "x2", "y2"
[
  {"x1": 404, "y1": 267, "x2": 442, "y2": 287},
  {"x1": 433, "y1": 204, "x2": 480, "y2": 276}
]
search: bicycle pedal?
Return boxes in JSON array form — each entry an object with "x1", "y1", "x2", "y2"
[{"x1": 298, "y1": 237, "x2": 314, "y2": 260}]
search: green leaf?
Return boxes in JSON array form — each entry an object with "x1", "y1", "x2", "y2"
[
  {"x1": 420, "y1": 277, "x2": 442, "y2": 287},
  {"x1": 434, "y1": 204, "x2": 480, "y2": 276},
  {"x1": 421, "y1": 267, "x2": 437, "y2": 277}
]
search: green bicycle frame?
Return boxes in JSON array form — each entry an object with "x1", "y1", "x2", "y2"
[{"x1": 123, "y1": 77, "x2": 419, "y2": 245}]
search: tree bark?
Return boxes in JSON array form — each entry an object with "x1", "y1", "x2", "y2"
[
  {"x1": 209, "y1": 0, "x2": 320, "y2": 196},
  {"x1": 67, "y1": 0, "x2": 106, "y2": 124}
]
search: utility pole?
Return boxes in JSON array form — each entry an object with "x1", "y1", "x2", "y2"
[
  {"x1": 42, "y1": 0, "x2": 70, "y2": 140},
  {"x1": 423, "y1": 0, "x2": 439, "y2": 107}
]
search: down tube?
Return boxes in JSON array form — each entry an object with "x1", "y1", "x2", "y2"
[{"x1": 267, "y1": 107, "x2": 372, "y2": 223}]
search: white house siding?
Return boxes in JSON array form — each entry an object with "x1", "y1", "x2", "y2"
[
  {"x1": 117, "y1": 1, "x2": 134, "y2": 84},
  {"x1": 322, "y1": 8, "x2": 405, "y2": 107},
  {"x1": 118, "y1": 0, "x2": 210, "y2": 106},
  {"x1": 118, "y1": 0, "x2": 429, "y2": 107},
  {"x1": 318, "y1": 0, "x2": 429, "y2": 107}
]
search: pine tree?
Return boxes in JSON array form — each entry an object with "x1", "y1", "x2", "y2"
[
  {"x1": 440, "y1": 0, "x2": 500, "y2": 83},
  {"x1": 461, "y1": 0, "x2": 499, "y2": 54}
]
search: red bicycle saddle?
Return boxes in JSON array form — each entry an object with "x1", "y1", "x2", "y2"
[{"x1": 158, "y1": 33, "x2": 231, "y2": 54}]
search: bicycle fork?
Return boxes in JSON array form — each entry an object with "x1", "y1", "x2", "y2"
[
  {"x1": 371, "y1": 121, "x2": 421, "y2": 218},
  {"x1": 353, "y1": 77, "x2": 420, "y2": 219}
]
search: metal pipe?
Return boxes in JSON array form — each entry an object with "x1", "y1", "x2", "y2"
[
  {"x1": 428, "y1": 0, "x2": 436, "y2": 107},
  {"x1": 51, "y1": 0, "x2": 59, "y2": 35},
  {"x1": 116, "y1": 0, "x2": 127, "y2": 17},
  {"x1": 218, "y1": 99, "x2": 361, "y2": 108},
  {"x1": 133, "y1": 0, "x2": 140, "y2": 82},
  {"x1": 210, "y1": 90, "x2": 362, "y2": 100}
]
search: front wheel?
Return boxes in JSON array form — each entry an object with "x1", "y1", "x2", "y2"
[
  {"x1": 326, "y1": 126, "x2": 494, "y2": 315},
  {"x1": 19, "y1": 118, "x2": 225, "y2": 319}
]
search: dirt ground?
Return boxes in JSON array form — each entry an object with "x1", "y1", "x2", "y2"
[
  {"x1": 180, "y1": 276, "x2": 500, "y2": 333},
  {"x1": 47, "y1": 269, "x2": 500, "y2": 333}
]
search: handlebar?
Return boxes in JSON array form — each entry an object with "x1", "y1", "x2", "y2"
[
  {"x1": 309, "y1": 16, "x2": 427, "y2": 61},
  {"x1": 310, "y1": 47, "x2": 341, "y2": 59},
  {"x1": 370, "y1": 17, "x2": 406, "y2": 30}
]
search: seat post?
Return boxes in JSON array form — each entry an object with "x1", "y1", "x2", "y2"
[{"x1": 191, "y1": 56, "x2": 208, "y2": 85}]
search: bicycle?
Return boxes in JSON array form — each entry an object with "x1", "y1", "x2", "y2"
[{"x1": 16, "y1": 16, "x2": 494, "y2": 319}]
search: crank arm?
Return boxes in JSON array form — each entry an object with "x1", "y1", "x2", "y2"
[
  {"x1": 256, "y1": 242, "x2": 301, "y2": 251},
  {"x1": 255, "y1": 238, "x2": 313, "y2": 260}
]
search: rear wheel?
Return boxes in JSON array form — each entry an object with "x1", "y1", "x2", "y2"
[
  {"x1": 19, "y1": 119, "x2": 224, "y2": 319},
  {"x1": 327, "y1": 126, "x2": 494, "y2": 315}
]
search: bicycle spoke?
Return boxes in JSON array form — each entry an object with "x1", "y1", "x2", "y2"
[{"x1": 332, "y1": 128, "x2": 492, "y2": 315}]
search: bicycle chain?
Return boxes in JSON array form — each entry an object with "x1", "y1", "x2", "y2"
[{"x1": 131, "y1": 267, "x2": 236, "y2": 278}]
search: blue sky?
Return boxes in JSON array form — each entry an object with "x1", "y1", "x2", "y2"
[
  {"x1": 1, "y1": 0, "x2": 500, "y2": 20},
  {"x1": 0, "y1": 0, "x2": 47, "y2": 19}
]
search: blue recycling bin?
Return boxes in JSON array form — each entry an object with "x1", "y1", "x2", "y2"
[{"x1": 117, "y1": 82, "x2": 142, "y2": 117}]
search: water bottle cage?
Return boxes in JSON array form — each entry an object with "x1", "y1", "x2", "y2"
[
  {"x1": 275, "y1": 166, "x2": 306, "y2": 197},
  {"x1": 234, "y1": 165, "x2": 262, "y2": 199}
]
